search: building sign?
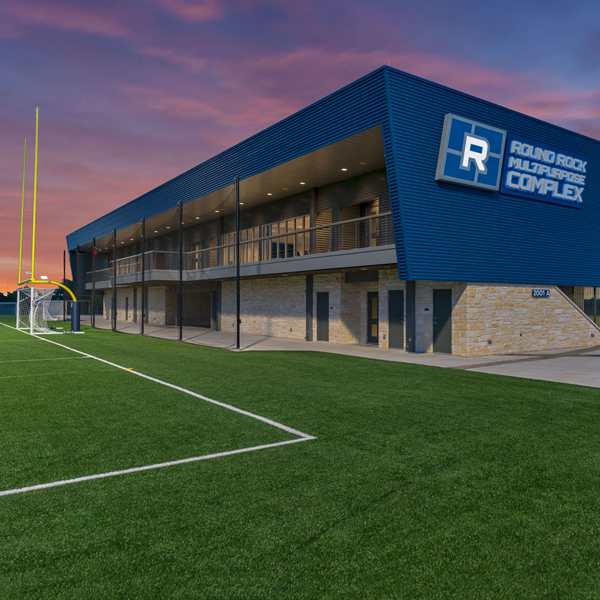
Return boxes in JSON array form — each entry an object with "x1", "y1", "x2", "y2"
[
  {"x1": 500, "y1": 135, "x2": 586, "y2": 208},
  {"x1": 532, "y1": 289, "x2": 550, "y2": 298},
  {"x1": 436, "y1": 114, "x2": 588, "y2": 208},
  {"x1": 435, "y1": 114, "x2": 507, "y2": 191}
]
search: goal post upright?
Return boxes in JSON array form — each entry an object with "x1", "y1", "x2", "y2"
[
  {"x1": 18, "y1": 138, "x2": 27, "y2": 284},
  {"x1": 15, "y1": 107, "x2": 82, "y2": 333},
  {"x1": 31, "y1": 107, "x2": 39, "y2": 281}
]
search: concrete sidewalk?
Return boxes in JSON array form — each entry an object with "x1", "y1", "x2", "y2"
[{"x1": 81, "y1": 317, "x2": 600, "y2": 388}]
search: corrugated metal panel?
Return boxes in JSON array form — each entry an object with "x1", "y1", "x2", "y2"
[
  {"x1": 67, "y1": 69, "x2": 390, "y2": 250},
  {"x1": 386, "y1": 68, "x2": 600, "y2": 286},
  {"x1": 315, "y1": 209, "x2": 332, "y2": 253},
  {"x1": 316, "y1": 170, "x2": 389, "y2": 212}
]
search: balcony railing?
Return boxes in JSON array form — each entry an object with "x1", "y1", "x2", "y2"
[{"x1": 86, "y1": 212, "x2": 393, "y2": 284}]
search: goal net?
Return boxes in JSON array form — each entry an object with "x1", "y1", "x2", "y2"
[{"x1": 17, "y1": 287, "x2": 57, "y2": 334}]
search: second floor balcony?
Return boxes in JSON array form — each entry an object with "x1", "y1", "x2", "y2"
[{"x1": 86, "y1": 211, "x2": 396, "y2": 288}]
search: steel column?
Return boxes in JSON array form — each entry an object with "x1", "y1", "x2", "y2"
[
  {"x1": 75, "y1": 245, "x2": 80, "y2": 304},
  {"x1": 62, "y1": 250, "x2": 66, "y2": 322},
  {"x1": 141, "y1": 218, "x2": 145, "y2": 335},
  {"x1": 112, "y1": 229, "x2": 117, "y2": 332},
  {"x1": 91, "y1": 238, "x2": 96, "y2": 328},
  {"x1": 235, "y1": 176, "x2": 241, "y2": 350},
  {"x1": 178, "y1": 201, "x2": 183, "y2": 342}
]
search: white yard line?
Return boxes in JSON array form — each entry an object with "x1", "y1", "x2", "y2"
[
  {"x1": 0, "y1": 357, "x2": 90, "y2": 365},
  {"x1": 0, "y1": 322, "x2": 315, "y2": 496},
  {"x1": 0, "y1": 438, "x2": 310, "y2": 497}
]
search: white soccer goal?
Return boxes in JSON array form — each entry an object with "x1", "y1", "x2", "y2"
[{"x1": 16, "y1": 287, "x2": 59, "y2": 334}]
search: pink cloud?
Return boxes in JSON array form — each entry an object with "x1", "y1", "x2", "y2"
[
  {"x1": 146, "y1": 0, "x2": 223, "y2": 21},
  {"x1": 1, "y1": 35, "x2": 598, "y2": 291},
  {"x1": 119, "y1": 83, "x2": 302, "y2": 128},
  {"x1": 136, "y1": 46, "x2": 208, "y2": 71},
  {"x1": 0, "y1": 1, "x2": 129, "y2": 38}
]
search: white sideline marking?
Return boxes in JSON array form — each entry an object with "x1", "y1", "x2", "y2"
[
  {"x1": 0, "y1": 323, "x2": 315, "y2": 496},
  {"x1": 0, "y1": 357, "x2": 90, "y2": 365},
  {"x1": 0, "y1": 438, "x2": 309, "y2": 497},
  {"x1": 0, "y1": 322, "x2": 313, "y2": 440}
]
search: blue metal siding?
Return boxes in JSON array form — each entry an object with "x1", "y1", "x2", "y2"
[
  {"x1": 67, "y1": 69, "x2": 391, "y2": 250},
  {"x1": 386, "y1": 68, "x2": 600, "y2": 286}
]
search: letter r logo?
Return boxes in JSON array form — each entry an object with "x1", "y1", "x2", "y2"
[
  {"x1": 435, "y1": 114, "x2": 507, "y2": 191},
  {"x1": 461, "y1": 135, "x2": 490, "y2": 172}
]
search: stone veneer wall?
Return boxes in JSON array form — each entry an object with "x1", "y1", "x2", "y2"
[
  {"x1": 101, "y1": 276, "x2": 599, "y2": 358},
  {"x1": 103, "y1": 286, "x2": 167, "y2": 326},
  {"x1": 221, "y1": 276, "x2": 306, "y2": 339},
  {"x1": 312, "y1": 273, "x2": 378, "y2": 344},
  {"x1": 413, "y1": 281, "x2": 467, "y2": 354},
  {"x1": 454, "y1": 283, "x2": 600, "y2": 357}
]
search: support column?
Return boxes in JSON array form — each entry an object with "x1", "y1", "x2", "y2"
[
  {"x1": 91, "y1": 238, "x2": 96, "y2": 328},
  {"x1": 75, "y1": 245, "x2": 80, "y2": 304},
  {"x1": 141, "y1": 218, "x2": 146, "y2": 335},
  {"x1": 405, "y1": 280, "x2": 416, "y2": 352},
  {"x1": 235, "y1": 176, "x2": 241, "y2": 350},
  {"x1": 62, "y1": 250, "x2": 66, "y2": 322},
  {"x1": 178, "y1": 201, "x2": 183, "y2": 342},
  {"x1": 112, "y1": 229, "x2": 117, "y2": 332}
]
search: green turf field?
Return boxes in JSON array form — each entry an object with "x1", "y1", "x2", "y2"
[{"x1": 2, "y1": 315, "x2": 600, "y2": 599}]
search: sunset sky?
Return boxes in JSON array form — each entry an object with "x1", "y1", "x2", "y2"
[{"x1": 1, "y1": 0, "x2": 598, "y2": 291}]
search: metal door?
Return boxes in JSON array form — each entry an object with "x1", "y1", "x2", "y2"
[
  {"x1": 367, "y1": 292, "x2": 379, "y2": 344},
  {"x1": 133, "y1": 288, "x2": 138, "y2": 323},
  {"x1": 388, "y1": 290, "x2": 404, "y2": 349},
  {"x1": 433, "y1": 289, "x2": 452, "y2": 353},
  {"x1": 316, "y1": 292, "x2": 329, "y2": 342}
]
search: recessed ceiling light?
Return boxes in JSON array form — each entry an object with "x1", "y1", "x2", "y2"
[
  {"x1": 341, "y1": 168, "x2": 348, "y2": 171},
  {"x1": 240, "y1": 202, "x2": 244, "y2": 205},
  {"x1": 267, "y1": 192, "x2": 272, "y2": 196},
  {"x1": 166, "y1": 226, "x2": 171, "y2": 229},
  {"x1": 360, "y1": 161, "x2": 367, "y2": 165},
  {"x1": 195, "y1": 216, "x2": 200, "y2": 220},
  {"x1": 130, "y1": 238, "x2": 134, "y2": 241},
  {"x1": 154, "y1": 230, "x2": 158, "y2": 233},
  {"x1": 300, "y1": 182, "x2": 306, "y2": 185},
  {"x1": 215, "y1": 210, "x2": 220, "y2": 213},
  {"x1": 120, "y1": 241, "x2": 124, "y2": 244}
]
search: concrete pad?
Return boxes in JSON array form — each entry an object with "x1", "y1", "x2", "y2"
[
  {"x1": 470, "y1": 352, "x2": 600, "y2": 388},
  {"x1": 82, "y1": 317, "x2": 600, "y2": 387}
]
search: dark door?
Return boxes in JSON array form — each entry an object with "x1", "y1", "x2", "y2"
[
  {"x1": 433, "y1": 289, "x2": 452, "y2": 353},
  {"x1": 367, "y1": 292, "x2": 379, "y2": 344},
  {"x1": 133, "y1": 288, "x2": 138, "y2": 323},
  {"x1": 316, "y1": 292, "x2": 329, "y2": 342},
  {"x1": 388, "y1": 290, "x2": 404, "y2": 349}
]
